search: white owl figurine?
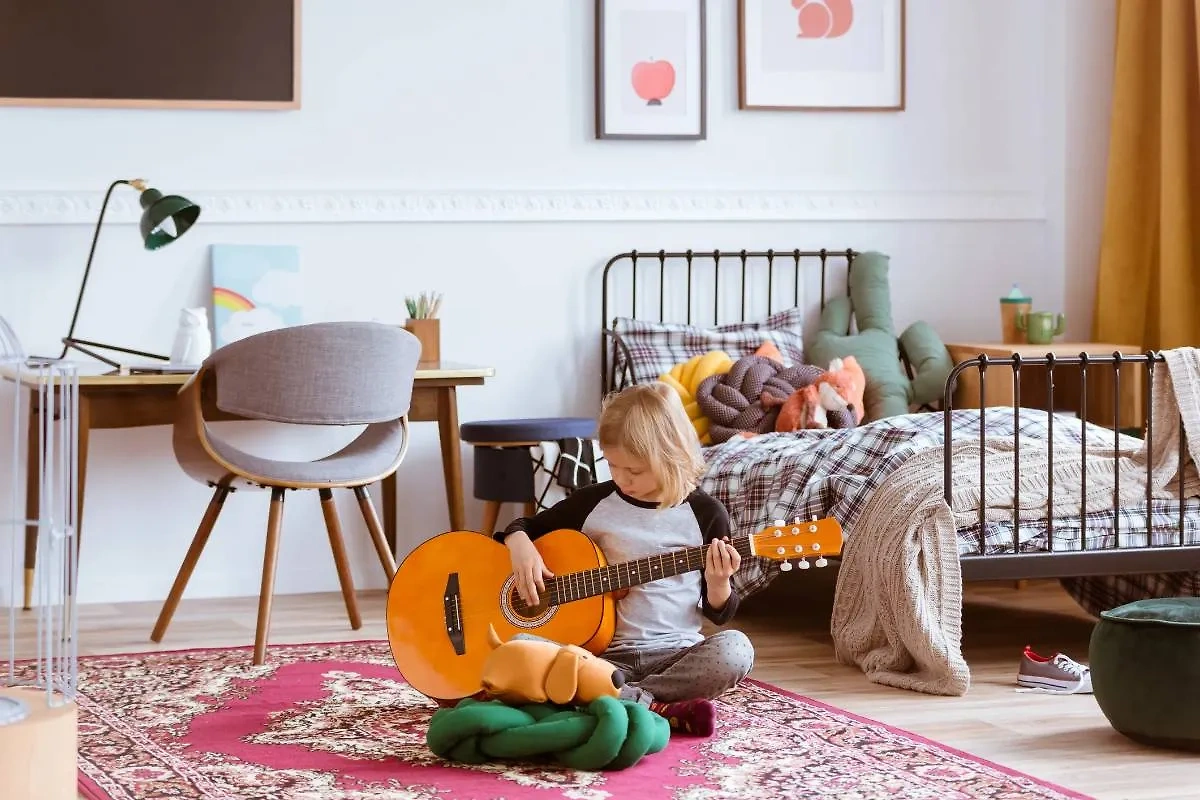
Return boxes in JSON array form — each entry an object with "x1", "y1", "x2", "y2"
[{"x1": 170, "y1": 307, "x2": 213, "y2": 366}]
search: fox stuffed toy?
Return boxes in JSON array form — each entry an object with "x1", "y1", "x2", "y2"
[{"x1": 770, "y1": 356, "x2": 867, "y2": 431}]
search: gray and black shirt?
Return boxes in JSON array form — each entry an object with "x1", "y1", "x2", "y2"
[{"x1": 496, "y1": 482, "x2": 741, "y2": 651}]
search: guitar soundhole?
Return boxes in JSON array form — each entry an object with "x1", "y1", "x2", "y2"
[
  {"x1": 499, "y1": 575, "x2": 556, "y2": 629},
  {"x1": 510, "y1": 588, "x2": 549, "y2": 619}
]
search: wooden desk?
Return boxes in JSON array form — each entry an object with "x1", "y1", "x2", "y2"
[
  {"x1": 3, "y1": 360, "x2": 494, "y2": 608},
  {"x1": 945, "y1": 342, "x2": 1144, "y2": 430}
]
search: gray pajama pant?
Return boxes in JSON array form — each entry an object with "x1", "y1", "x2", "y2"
[{"x1": 515, "y1": 628, "x2": 755, "y2": 705}]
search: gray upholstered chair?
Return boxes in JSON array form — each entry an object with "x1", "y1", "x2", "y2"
[{"x1": 150, "y1": 321, "x2": 421, "y2": 664}]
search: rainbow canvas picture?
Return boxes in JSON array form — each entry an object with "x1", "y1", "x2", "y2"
[{"x1": 209, "y1": 244, "x2": 302, "y2": 348}]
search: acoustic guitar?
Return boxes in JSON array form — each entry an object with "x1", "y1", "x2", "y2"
[{"x1": 385, "y1": 515, "x2": 844, "y2": 703}]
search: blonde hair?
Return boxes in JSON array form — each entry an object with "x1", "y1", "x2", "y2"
[{"x1": 598, "y1": 382, "x2": 705, "y2": 509}]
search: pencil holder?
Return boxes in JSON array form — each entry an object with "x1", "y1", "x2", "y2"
[{"x1": 405, "y1": 318, "x2": 440, "y2": 364}]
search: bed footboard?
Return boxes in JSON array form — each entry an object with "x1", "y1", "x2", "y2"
[{"x1": 943, "y1": 350, "x2": 1200, "y2": 581}]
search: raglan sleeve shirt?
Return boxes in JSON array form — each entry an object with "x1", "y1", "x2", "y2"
[
  {"x1": 495, "y1": 482, "x2": 742, "y2": 627},
  {"x1": 494, "y1": 483, "x2": 612, "y2": 543},
  {"x1": 687, "y1": 490, "x2": 742, "y2": 626}
]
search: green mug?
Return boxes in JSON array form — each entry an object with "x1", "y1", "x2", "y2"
[{"x1": 1016, "y1": 311, "x2": 1065, "y2": 345}]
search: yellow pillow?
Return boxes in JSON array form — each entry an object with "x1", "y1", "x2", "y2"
[{"x1": 658, "y1": 350, "x2": 733, "y2": 444}]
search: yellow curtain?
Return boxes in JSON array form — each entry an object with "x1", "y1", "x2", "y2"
[{"x1": 1093, "y1": 0, "x2": 1200, "y2": 349}]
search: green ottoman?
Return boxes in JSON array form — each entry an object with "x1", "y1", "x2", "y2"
[{"x1": 1089, "y1": 597, "x2": 1200, "y2": 751}]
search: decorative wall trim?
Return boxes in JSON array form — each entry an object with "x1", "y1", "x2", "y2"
[{"x1": 0, "y1": 188, "x2": 1045, "y2": 225}]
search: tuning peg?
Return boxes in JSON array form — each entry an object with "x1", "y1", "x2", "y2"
[
  {"x1": 773, "y1": 519, "x2": 786, "y2": 528},
  {"x1": 798, "y1": 558, "x2": 810, "y2": 570},
  {"x1": 779, "y1": 560, "x2": 793, "y2": 572},
  {"x1": 815, "y1": 557, "x2": 828, "y2": 568},
  {"x1": 811, "y1": 514, "x2": 818, "y2": 522},
  {"x1": 811, "y1": 543, "x2": 821, "y2": 552}
]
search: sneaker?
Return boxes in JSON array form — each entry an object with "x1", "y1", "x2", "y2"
[{"x1": 1016, "y1": 645, "x2": 1093, "y2": 694}]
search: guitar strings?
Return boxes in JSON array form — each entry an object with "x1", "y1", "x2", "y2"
[
  {"x1": 510, "y1": 541, "x2": 756, "y2": 613},
  {"x1": 491, "y1": 526, "x2": 834, "y2": 615},
  {"x1": 503, "y1": 532, "x2": 836, "y2": 614}
]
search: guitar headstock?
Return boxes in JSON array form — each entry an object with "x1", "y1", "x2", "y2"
[{"x1": 750, "y1": 516, "x2": 844, "y2": 572}]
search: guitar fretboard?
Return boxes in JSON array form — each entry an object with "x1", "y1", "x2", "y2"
[{"x1": 530, "y1": 536, "x2": 756, "y2": 608}]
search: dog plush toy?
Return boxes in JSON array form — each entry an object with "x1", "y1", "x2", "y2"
[{"x1": 479, "y1": 625, "x2": 626, "y2": 706}]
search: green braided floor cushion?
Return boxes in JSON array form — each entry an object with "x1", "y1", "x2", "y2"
[
  {"x1": 426, "y1": 695, "x2": 671, "y2": 771},
  {"x1": 1089, "y1": 597, "x2": 1200, "y2": 752}
]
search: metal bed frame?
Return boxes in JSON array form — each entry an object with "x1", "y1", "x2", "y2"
[{"x1": 600, "y1": 248, "x2": 1200, "y2": 583}]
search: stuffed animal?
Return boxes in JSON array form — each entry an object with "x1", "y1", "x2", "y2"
[
  {"x1": 478, "y1": 625, "x2": 625, "y2": 706},
  {"x1": 806, "y1": 251, "x2": 954, "y2": 421},
  {"x1": 824, "y1": 356, "x2": 867, "y2": 424},
  {"x1": 769, "y1": 356, "x2": 866, "y2": 431},
  {"x1": 695, "y1": 355, "x2": 835, "y2": 443},
  {"x1": 768, "y1": 383, "x2": 833, "y2": 430}
]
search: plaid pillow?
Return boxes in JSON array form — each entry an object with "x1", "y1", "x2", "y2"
[{"x1": 612, "y1": 307, "x2": 806, "y2": 387}]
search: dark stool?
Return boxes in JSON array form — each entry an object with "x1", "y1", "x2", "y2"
[
  {"x1": 1090, "y1": 597, "x2": 1200, "y2": 751},
  {"x1": 459, "y1": 417, "x2": 598, "y2": 535}
]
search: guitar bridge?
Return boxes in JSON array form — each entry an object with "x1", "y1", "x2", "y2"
[{"x1": 442, "y1": 572, "x2": 465, "y2": 656}]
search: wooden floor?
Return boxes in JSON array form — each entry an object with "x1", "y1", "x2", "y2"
[{"x1": 19, "y1": 573, "x2": 1196, "y2": 800}]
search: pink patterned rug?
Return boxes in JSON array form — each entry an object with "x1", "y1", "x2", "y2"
[{"x1": 66, "y1": 640, "x2": 1089, "y2": 800}]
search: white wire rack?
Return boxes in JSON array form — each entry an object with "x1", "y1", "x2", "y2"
[{"x1": 1, "y1": 316, "x2": 80, "y2": 725}]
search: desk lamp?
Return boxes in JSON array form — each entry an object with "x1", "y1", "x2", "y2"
[{"x1": 48, "y1": 178, "x2": 201, "y2": 369}]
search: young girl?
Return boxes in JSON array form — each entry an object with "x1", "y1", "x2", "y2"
[{"x1": 495, "y1": 382, "x2": 755, "y2": 736}]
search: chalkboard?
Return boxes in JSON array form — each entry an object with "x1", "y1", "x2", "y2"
[{"x1": 0, "y1": 0, "x2": 299, "y2": 109}]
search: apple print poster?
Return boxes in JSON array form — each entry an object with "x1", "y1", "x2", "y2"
[
  {"x1": 596, "y1": 0, "x2": 705, "y2": 139},
  {"x1": 620, "y1": 9, "x2": 686, "y2": 116},
  {"x1": 738, "y1": 0, "x2": 905, "y2": 110}
]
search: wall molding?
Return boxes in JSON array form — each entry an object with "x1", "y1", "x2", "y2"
[{"x1": 0, "y1": 188, "x2": 1045, "y2": 225}]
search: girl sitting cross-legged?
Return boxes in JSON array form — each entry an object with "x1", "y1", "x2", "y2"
[{"x1": 495, "y1": 382, "x2": 756, "y2": 736}]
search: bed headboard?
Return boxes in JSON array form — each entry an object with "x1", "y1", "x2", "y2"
[{"x1": 600, "y1": 248, "x2": 859, "y2": 397}]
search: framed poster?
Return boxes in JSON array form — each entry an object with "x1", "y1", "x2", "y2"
[
  {"x1": 738, "y1": 0, "x2": 905, "y2": 111},
  {"x1": 210, "y1": 244, "x2": 303, "y2": 348},
  {"x1": 595, "y1": 0, "x2": 707, "y2": 140}
]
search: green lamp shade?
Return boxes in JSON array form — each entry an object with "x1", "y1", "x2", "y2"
[{"x1": 138, "y1": 187, "x2": 201, "y2": 250}]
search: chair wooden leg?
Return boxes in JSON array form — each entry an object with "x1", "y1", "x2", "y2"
[
  {"x1": 151, "y1": 485, "x2": 231, "y2": 643},
  {"x1": 254, "y1": 487, "x2": 286, "y2": 666},
  {"x1": 319, "y1": 488, "x2": 361, "y2": 630},
  {"x1": 481, "y1": 501, "x2": 503, "y2": 536},
  {"x1": 353, "y1": 485, "x2": 396, "y2": 582}
]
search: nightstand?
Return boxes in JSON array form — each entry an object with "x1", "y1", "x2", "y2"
[{"x1": 945, "y1": 342, "x2": 1145, "y2": 430}]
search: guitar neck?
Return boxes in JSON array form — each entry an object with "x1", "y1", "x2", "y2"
[{"x1": 545, "y1": 536, "x2": 755, "y2": 606}]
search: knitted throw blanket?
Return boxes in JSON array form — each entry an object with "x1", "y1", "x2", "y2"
[{"x1": 830, "y1": 347, "x2": 1200, "y2": 696}]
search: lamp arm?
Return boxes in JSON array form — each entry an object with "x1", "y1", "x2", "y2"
[{"x1": 57, "y1": 178, "x2": 134, "y2": 359}]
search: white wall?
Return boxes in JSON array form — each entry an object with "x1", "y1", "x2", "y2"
[
  {"x1": 1061, "y1": 0, "x2": 1117, "y2": 341},
  {"x1": 0, "y1": 0, "x2": 1115, "y2": 607}
]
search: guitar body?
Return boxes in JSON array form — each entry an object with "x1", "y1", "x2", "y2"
[
  {"x1": 385, "y1": 515, "x2": 845, "y2": 704},
  {"x1": 386, "y1": 529, "x2": 616, "y2": 704}
]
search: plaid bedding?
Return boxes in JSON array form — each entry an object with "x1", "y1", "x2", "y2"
[
  {"x1": 700, "y1": 407, "x2": 1200, "y2": 615},
  {"x1": 611, "y1": 307, "x2": 807, "y2": 387}
]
